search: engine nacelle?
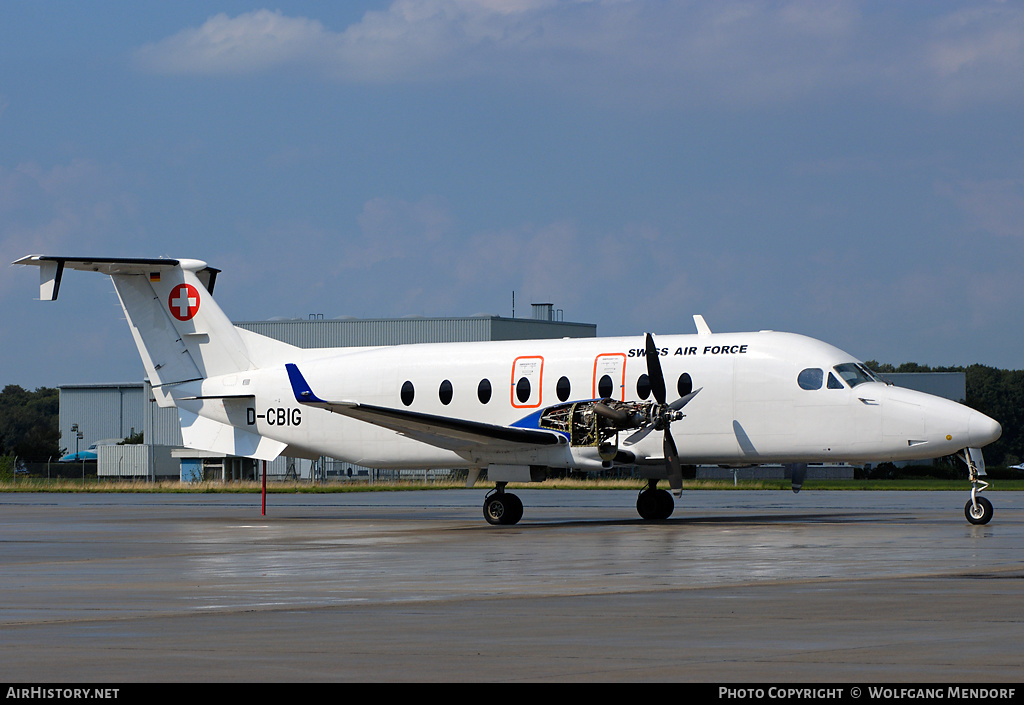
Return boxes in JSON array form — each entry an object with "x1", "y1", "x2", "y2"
[{"x1": 538, "y1": 398, "x2": 655, "y2": 452}]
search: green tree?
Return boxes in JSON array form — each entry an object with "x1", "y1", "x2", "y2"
[
  {"x1": 962, "y1": 365, "x2": 1024, "y2": 467},
  {"x1": 0, "y1": 385, "x2": 61, "y2": 461},
  {"x1": 119, "y1": 431, "x2": 144, "y2": 445}
]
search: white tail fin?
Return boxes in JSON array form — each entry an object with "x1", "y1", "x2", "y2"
[{"x1": 15, "y1": 256, "x2": 267, "y2": 388}]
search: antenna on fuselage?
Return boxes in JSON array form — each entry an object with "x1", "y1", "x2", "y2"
[{"x1": 694, "y1": 315, "x2": 712, "y2": 336}]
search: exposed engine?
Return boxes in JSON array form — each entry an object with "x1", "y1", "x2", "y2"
[{"x1": 537, "y1": 398, "x2": 673, "y2": 452}]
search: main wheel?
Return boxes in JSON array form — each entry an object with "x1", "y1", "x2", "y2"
[
  {"x1": 965, "y1": 496, "x2": 993, "y2": 525},
  {"x1": 484, "y1": 492, "x2": 523, "y2": 525},
  {"x1": 637, "y1": 488, "x2": 673, "y2": 520}
]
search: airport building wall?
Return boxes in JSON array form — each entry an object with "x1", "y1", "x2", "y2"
[
  {"x1": 98, "y1": 444, "x2": 177, "y2": 479},
  {"x1": 58, "y1": 384, "x2": 145, "y2": 460},
  {"x1": 697, "y1": 465, "x2": 856, "y2": 481}
]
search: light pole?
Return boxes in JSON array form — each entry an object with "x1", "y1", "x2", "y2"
[{"x1": 71, "y1": 423, "x2": 84, "y2": 484}]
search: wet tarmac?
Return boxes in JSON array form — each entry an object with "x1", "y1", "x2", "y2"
[{"x1": 0, "y1": 489, "x2": 1021, "y2": 682}]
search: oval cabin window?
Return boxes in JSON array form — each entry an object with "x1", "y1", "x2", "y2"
[
  {"x1": 636, "y1": 374, "x2": 651, "y2": 400},
  {"x1": 556, "y1": 376, "x2": 571, "y2": 402},
  {"x1": 677, "y1": 373, "x2": 692, "y2": 398},
  {"x1": 516, "y1": 377, "x2": 531, "y2": 404},
  {"x1": 439, "y1": 379, "x2": 453, "y2": 405}
]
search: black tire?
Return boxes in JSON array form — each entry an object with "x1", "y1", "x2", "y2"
[
  {"x1": 504, "y1": 493, "x2": 524, "y2": 525},
  {"x1": 637, "y1": 489, "x2": 673, "y2": 520},
  {"x1": 637, "y1": 489, "x2": 658, "y2": 520},
  {"x1": 965, "y1": 496, "x2": 994, "y2": 525},
  {"x1": 484, "y1": 492, "x2": 523, "y2": 525},
  {"x1": 656, "y1": 489, "x2": 674, "y2": 520}
]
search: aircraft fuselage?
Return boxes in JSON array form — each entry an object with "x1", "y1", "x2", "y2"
[
  {"x1": 17, "y1": 254, "x2": 1001, "y2": 525},
  {"x1": 180, "y1": 330, "x2": 999, "y2": 472}
]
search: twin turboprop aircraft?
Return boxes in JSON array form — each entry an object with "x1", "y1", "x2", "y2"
[{"x1": 16, "y1": 255, "x2": 1003, "y2": 525}]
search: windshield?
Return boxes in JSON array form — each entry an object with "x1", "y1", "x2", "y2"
[{"x1": 833, "y1": 362, "x2": 877, "y2": 388}]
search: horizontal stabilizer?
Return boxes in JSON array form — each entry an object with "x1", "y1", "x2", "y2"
[
  {"x1": 285, "y1": 363, "x2": 565, "y2": 452},
  {"x1": 13, "y1": 256, "x2": 221, "y2": 299}
]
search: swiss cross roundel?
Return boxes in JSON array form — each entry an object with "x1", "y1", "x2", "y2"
[{"x1": 168, "y1": 283, "x2": 201, "y2": 321}]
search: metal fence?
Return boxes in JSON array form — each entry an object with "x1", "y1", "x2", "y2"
[{"x1": 7, "y1": 460, "x2": 98, "y2": 482}]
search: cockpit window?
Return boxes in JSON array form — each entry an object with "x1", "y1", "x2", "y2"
[
  {"x1": 857, "y1": 363, "x2": 883, "y2": 382},
  {"x1": 833, "y1": 362, "x2": 875, "y2": 388},
  {"x1": 827, "y1": 372, "x2": 844, "y2": 389},
  {"x1": 798, "y1": 368, "x2": 823, "y2": 390}
]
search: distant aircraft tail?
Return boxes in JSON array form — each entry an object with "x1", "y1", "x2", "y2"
[{"x1": 14, "y1": 256, "x2": 286, "y2": 390}]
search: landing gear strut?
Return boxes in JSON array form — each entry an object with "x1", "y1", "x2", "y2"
[
  {"x1": 636, "y1": 480, "x2": 674, "y2": 520},
  {"x1": 483, "y1": 483, "x2": 523, "y2": 525},
  {"x1": 961, "y1": 447, "x2": 994, "y2": 525}
]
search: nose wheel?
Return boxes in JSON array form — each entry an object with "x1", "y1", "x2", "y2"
[{"x1": 965, "y1": 494, "x2": 993, "y2": 525}]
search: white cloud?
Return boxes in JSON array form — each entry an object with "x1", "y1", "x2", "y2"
[
  {"x1": 133, "y1": 2, "x2": 1024, "y2": 109},
  {"x1": 134, "y1": 10, "x2": 335, "y2": 75},
  {"x1": 133, "y1": 3, "x2": 556, "y2": 81},
  {"x1": 928, "y1": 6, "x2": 1024, "y2": 105}
]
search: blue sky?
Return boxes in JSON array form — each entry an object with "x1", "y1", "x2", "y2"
[{"x1": 3, "y1": 1, "x2": 1023, "y2": 389}]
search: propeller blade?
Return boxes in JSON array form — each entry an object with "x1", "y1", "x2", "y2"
[
  {"x1": 664, "y1": 429, "x2": 683, "y2": 496},
  {"x1": 669, "y1": 387, "x2": 702, "y2": 411},
  {"x1": 624, "y1": 424, "x2": 655, "y2": 445},
  {"x1": 645, "y1": 333, "x2": 667, "y2": 405}
]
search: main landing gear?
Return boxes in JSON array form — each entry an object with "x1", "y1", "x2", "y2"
[
  {"x1": 483, "y1": 483, "x2": 524, "y2": 525},
  {"x1": 961, "y1": 447, "x2": 994, "y2": 525},
  {"x1": 636, "y1": 480, "x2": 674, "y2": 521}
]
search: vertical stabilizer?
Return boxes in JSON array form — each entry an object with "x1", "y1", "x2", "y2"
[{"x1": 14, "y1": 256, "x2": 254, "y2": 388}]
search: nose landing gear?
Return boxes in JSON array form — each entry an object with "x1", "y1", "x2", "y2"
[{"x1": 960, "y1": 447, "x2": 994, "y2": 525}]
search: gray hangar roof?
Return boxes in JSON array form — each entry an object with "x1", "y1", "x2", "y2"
[{"x1": 234, "y1": 314, "x2": 596, "y2": 348}]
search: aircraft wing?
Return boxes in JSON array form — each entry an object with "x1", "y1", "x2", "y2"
[{"x1": 285, "y1": 364, "x2": 567, "y2": 452}]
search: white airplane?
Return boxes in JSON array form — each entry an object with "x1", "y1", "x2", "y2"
[{"x1": 15, "y1": 255, "x2": 1003, "y2": 525}]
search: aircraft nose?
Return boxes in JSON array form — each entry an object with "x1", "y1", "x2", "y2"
[{"x1": 968, "y1": 411, "x2": 1002, "y2": 448}]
